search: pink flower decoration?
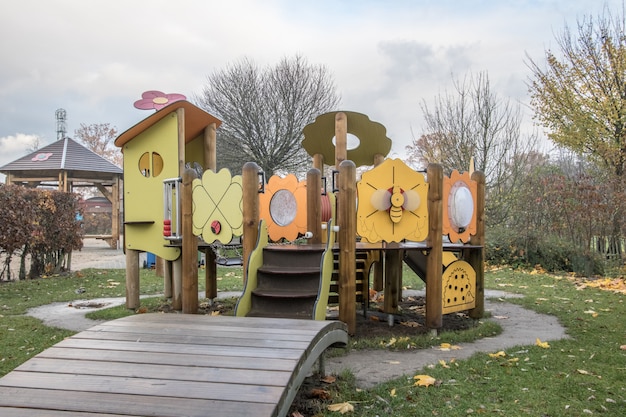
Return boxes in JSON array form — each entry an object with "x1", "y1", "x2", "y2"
[
  {"x1": 134, "y1": 90, "x2": 186, "y2": 111},
  {"x1": 32, "y1": 153, "x2": 53, "y2": 162}
]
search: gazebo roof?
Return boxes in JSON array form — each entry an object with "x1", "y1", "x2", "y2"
[{"x1": 0, "y1": 137, "x2": 122, "y2": 183}]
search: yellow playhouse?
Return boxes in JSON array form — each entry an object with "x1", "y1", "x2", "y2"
[{"x1": 114, "y1": 100, "x2": 221, "y2": 308}]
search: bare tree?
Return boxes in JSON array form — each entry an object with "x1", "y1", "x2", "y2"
[
  {"x1": 194, "y1": 55, "x2": 340, "y2": 176},
  {"x1": 406, "y1": 71, "x2": 538, "y2": 225},
  {"x1": 74, "y1": 123, "x2": 121, "y2": 167}
]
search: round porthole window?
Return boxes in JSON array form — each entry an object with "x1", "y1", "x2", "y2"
[
  {"x1": 269, "y1": 189, "x2": 297, "y2": 227},
  {"x1": 448, "y1": 181, "x2": 474, "y2": 233}
]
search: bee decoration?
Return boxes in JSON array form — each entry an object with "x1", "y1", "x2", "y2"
[
  {"x1": 370, "y1": 185, "x2": 421, "y2": 224},
  {"x1": 356, "y1": 158, "x2": 429, "y2": 243}
]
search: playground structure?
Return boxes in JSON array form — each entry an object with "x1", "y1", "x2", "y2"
[{"x1": 115, "y1": 102, "x2": 484, "y2": 333}]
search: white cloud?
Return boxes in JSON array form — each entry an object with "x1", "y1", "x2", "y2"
[
  {"x1": 0, "y1": 0, "x2": 623, "y2": 171},
  {"x1": 0, "y1": 133, "x2": 40, "y2": 169}
]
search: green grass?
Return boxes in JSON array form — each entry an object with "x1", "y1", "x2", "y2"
[
  {"x1": 1, "y1": 265, "x2": 625, "y2": 416},
  {"x1": 0, "y1": 265, "x2": 244, "y2": 376},
  {"x1": 317, "y1": 269, "x2": 626, "y2": 416}
]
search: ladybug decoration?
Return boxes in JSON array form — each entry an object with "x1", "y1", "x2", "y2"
[{"x1": 210, "y1": 220, "x2": 221, "y2": 234}]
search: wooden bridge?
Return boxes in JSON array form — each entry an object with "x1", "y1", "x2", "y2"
[{"x1": 0, "y1": 313, "x2": 348, "y2": 417}]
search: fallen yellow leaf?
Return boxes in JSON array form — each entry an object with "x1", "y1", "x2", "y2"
[
  {"x1": 439, "y1": 342, "x2": 461, "y2": 351},
  {"x1": 327, "y1": 402, "x2": 354, "y2": 414},
  {"x1": 413, "y1": 374, "x2": 436, "y2": 387},
  {"x1": 385, "y1": 337, "x2": 397, "y2": 348},
  {"x1": 439, "y1": 359, "x2": 450, "y2": 368},
  {"x1": 536, "y1": 338, "x2": 550, "y2": 349},
  {"x1": 390, "y1": 388, "x2": 397, "y2": 397},
  {"x1": 489, "y1": 351, "x2": 506, "y2": 358}
]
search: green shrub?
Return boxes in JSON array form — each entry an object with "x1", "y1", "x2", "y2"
[{"x1": 485, "y1": 227, "x2": 604, "y2": 276}]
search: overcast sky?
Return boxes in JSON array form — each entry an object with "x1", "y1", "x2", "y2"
[{"x1": 0, "y1": 0, "x2": 620, "y2": 174}]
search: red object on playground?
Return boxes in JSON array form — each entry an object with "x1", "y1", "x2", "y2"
[
  {"x1": 163, "y1": 219, "x2": 171, "y2": 236},
  {"x1": 211, "y1": 220, "x2": 221, "y2": 234}
]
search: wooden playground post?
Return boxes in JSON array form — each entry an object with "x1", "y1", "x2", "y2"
[
  {"x1": 111, "y1": 176, "x2": 120, "y2": 249},
  {"x1": 383, "y1": 248, "x2": 402, "y2": 314},
  {"x1": 426, "y1": 163, "x2": 443, "y2": 329},
  {"x1": 372, "y1": 152, "x2": 386, "y2": 292},
  {"x1": 181, "y1": 168, "x2": 198, "y2": 314},
  {"x1": 172, "y1": 259, "x2": 182, "y2": 310},
  {"x1": 468, "y1": 171, "x2": 486, "y2": 319},
  {"x1": 338, "y1": 160, "x2": 357, "y2": 334},
  {"x1": 204, "y1": 123, "x2": 217, "y2": 172},
  {"x1": 312, "y1": 154, "x2": 324, "y2": 172},
  {"x1": 334, "y1": 112, "x2": 347, "y2": 167},
  {"x1": 204, "y1": 123, "x2": 218, "y2": 300},
  {"x1": 242, "y1": 162, "x2": 261, "y2": 284},
  {"x1": 171, "y1": 106, "x2": 187, "y2": 311},
  {"x1": 163, "y1": 260, "x2": 173, "y2": 298},
  {"x1": 307, "y1": 168, "x2": 323, "y2": 244},
  {"x1": 125, "y1": 249, "x2": 140, "y2": 309},
  {"x1": 172, "y1": 108, "x2": 186, "y2": 312}
]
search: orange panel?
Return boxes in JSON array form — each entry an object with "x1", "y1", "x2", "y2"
[
  {"x1": 259, "y1": 174, "x2": 308, "y2": 241},
  {"x1": 442, "y1": 170, "x2": 477, "y2": 243}
]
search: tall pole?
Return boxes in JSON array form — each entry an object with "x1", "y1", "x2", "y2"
[
  {"x1": 338, "y1": 160, "x2": 356, "y2": 334},
  {"x1": 181, "y1": 168, "x2": 198, "y2": 314},
  {"x1": 242, "y1": 162, "x2": 261, "y2": 284},
  {"x1": 426, "y1": 163, "x2": 443, "y2": 329}
]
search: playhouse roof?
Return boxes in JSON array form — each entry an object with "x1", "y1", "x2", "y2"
[
  {"x1": 114, "y1": 100, "x2": 222, "y2": 148},
  {"x1": 0, "y1": 137, "x2": 122, "y2": 182}
]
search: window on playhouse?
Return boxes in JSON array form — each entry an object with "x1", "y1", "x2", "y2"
[{"x1": 138, "y1": 152, "x2": 164, "y2": 178}]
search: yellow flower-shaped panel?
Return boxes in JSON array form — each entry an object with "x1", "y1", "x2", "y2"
[
  {"x1": 259, "y1": 174, "x2": 307, "y2": 241},
  {"x1": 192, "y1": 168, "x2": 243, "y2": 244},
  {"x1": 357, "y1": 158, "x2": 428, "y2": 243},
  {"x1": 442, "y1": 170, "x2": 477, "y2": 243},
  {"x1": 301, "y1": 111, "x2": 392, "y2": 167}
]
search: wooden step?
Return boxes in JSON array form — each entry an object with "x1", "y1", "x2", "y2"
[
  {"x1": 252, "y1": 288, "x2": 319, "y2": 298},
  {"x1": 245, "y1": 245, "x2": 326, "y2": 320},
  {"x1": 261, "y1": 245, "x2": 325, "y2": 268}
]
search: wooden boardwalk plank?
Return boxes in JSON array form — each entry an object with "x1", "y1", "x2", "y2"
[
  {"x1": 54, "y1": 338, "x2": 305, "y2": 360},
  {"x1": 0, "y1": 314, "x2": 348, "y2": 417},
  {"x1": 37, "y1": 346, "x2": 299, "y2": 372},
  {"x1": 17, "y1": 357, "x2": 293, "y2": 386},
  {"x1": 83, "y1": 322, "x2": 324, "y2": 342},
  {"x1": 0, "y1": 372, "x2": 284, "y2": 403},
  {"x1": 0, "y1": 387, "x2": 276, "y2": 417},
  {"x1": 72, "y1": 328, "x2": 315, "y2": 349}
]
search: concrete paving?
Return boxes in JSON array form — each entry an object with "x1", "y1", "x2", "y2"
[{"x1": 25, "y1": 239, "x2": 570, "y2": 388}]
